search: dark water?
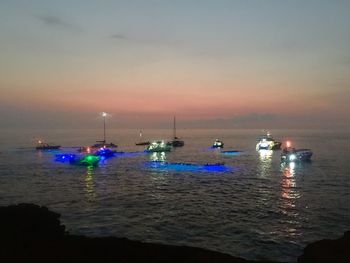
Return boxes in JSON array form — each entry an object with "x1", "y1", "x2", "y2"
[{"x1": 0, "y1": 128, "x2": 349, "y2": 262}]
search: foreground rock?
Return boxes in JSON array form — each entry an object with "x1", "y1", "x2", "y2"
[
  {"x1": 3, "y1": 204, "x2": 350, "y2": 263},
  {"x1": 298, "y1": 231, "x2": 350, "y2": 263},
  {"x1": 0, "y1": 204, "x2": 277, "y2": 263}
]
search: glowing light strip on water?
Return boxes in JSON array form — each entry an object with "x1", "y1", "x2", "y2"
[
  {"x1": 146, "y1": 161, "x2": 233, "y2": 173},
  {"x1": 220, "y1": 151, "x2": 242, "y2": 156}
]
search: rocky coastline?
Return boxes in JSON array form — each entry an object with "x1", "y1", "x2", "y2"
[{"x1": 1, "y1": 204, "x2": 349, "y2": 263}]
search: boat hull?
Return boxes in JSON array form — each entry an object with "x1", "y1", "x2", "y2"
[
  {"x1": 36, "y1": 145, "x2": 61, "y2": 150},
  {"x1": 167, "y1": 140, "x2": 184, "y2": 147},
  {"x1": 281, "y1": 149, "x2": 313, "y2": 162},
  {"x1": 256, "y1": 141, "x2": 281, "y2": 151},
  {"x1": 135, "y1": 141, "x2": 151, "y2": 146}
]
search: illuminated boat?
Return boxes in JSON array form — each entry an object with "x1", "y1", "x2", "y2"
[
  {"x1": 145, "y1": 140, "x2": 172, "y2": 152},
  {"x1": 167, "y1": 116, "x2": 184, "y2": 147},
  {"x1": 281, "y1": 142, "x2": 312, "y2": 162},
  {"x1": 36, "y1": 140, "x2": 61, "y2": 150},
  {"x1": 55, "y1": 154, "x2": 100, "y2": 166},
  {"x1": 212, "y1": 139, "x2": 224, "y2": 148},
  {"x1": 93, "y1": 141, "x2": 117, "y2": 148},
  {"x1": 256, "y1": 132, "x2": 282, "y2": 151},
  {"x1": 93, "y1": 147, "x2": 116, "y2": 157},
  {"x1": 281, "y1": 148, "x2": 313, "y2": 162},
  {"x1": 78, "y1": 141, "x2": 117, "y2": 153}
]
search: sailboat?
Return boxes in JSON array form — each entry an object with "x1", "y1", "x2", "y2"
[
  {"x1": 135, "y1": 130, "x2": 151, "y2": 146},
  {"x1": 78, "y1": 112, "x2": 117, "y2": 153},
  {"x1": 93, "y1": 112, "x2": 117, "y2": 148},
  {"x1": 167, "y1": 116, "x2": 184, "y2": 147}
]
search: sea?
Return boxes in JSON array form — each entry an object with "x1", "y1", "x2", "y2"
[{"x1": 0, "y1": 128, "x2": 349, "y2": 262}]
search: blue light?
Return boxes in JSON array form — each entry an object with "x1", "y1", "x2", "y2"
[
  {"x1": 55, "y1": 154, "x2": 77, "y2": 163},
  {"x1": 147, "y1": 161, "x2": 232, "y2": 173},
  {"x1": 94, "y1": 148, "x2": 116, "y2": 158},
  {"x1": 220, "y1": 150, "x2": 242, "y2": 156}
]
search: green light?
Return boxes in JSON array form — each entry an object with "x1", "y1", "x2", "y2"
[{"x1": 79, "y1": 155, "x2": 100, "y2": 166}]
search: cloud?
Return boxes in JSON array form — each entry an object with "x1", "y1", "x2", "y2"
[
  {"x1": 110, "y1": 34, "x2": 127, "y2": 40},
  {"x1": 35, "y1": 15, "x2": 81, "y2": 31}
]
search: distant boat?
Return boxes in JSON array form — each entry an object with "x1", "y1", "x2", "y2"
[
  {"x1": 212, "y1": 139, "x2": 224, "y2": 148},
  {"x1": 256, "y1": 132, "x2": 282, "y2": 151},
  {"x1": 77, "y1": 142, "x2": 117, "y2": 153},
  {"x1": 78, "y1": 112, "x2": 117, "y2": 152},
  {"x1": 146, "y1": 140, "x2": 172, "y2": 152},
  {"x1": 281, "y1": 141, "x2": 312, "y2": 162},
  {"x1": 95, "y1": 112, "x2": 117, "y2": 148},
  {"x1": 135, "y1": 130, "x2": 150, "y2": 146},
  {"x1": 92, "y1": 141, "x2": 117, "y2": 148},
  {"x1": 36, "y1": 140, "x2": 61, "y2": 150},
  {"x1": 167, "y1": 116, "x2": 184, "y2": 147}
]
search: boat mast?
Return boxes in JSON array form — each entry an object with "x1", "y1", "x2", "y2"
[
  {"x1": 104, "y1": 117, "x2": 106, "y2": 143},
  {"x1": 102, "y1": 112, "x2": 107, "y2": 143},
  {"x1": 173, "y1": 116, "x2": 176, "y2": 139}
]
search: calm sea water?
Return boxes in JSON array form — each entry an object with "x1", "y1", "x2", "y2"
[{"x1": 0, "y1": 128, "x2": 349, "y2": 262}]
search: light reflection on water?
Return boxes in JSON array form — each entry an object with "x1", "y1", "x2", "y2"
[
  {"x1": 85, "y1": 166, "x2": 96, "y2": 202},
  {"x1": 149, "y1": 152, "x2": 167, "y2": 162},
  {"x1": 279, "y1": 162, "x2": 302, "y2": 240},
  {"x1": 258, "y1": 149, "x2": 273, "y2": 178}
]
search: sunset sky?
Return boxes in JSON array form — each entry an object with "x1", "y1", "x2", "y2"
[{"x1": 1, "y1": 0, "x2": 349, "y2": 129}]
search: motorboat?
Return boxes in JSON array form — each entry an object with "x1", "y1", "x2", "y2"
[
  {"x1": 78, "y1": 141, "x2": 117, "y2": 153},
  {"x1": 145, "y1": 140, "x2": 172, "y2": 152},
  {"x1": 36, "y1": 140, "x2": 61, "y2": 150},
  {"x1": 212, "y1": 139, "x2": 224, "y2": 148},
  {"x1": 256, "y1": 132, "x2": 282, "y2": 150},
  {"x1": 167, "y1": 116, "x2": 184, "y2": 147},
  {"x1": 281, "y1": 142, "x2": 313, "y2": 162}
]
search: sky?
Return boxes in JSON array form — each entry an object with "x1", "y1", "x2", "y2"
[{"x1": 0, "y1": 0, "x2": 349, "y2": 129}]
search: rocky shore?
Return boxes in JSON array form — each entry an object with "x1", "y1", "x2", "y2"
[{"x1": 0, "y1": 204, "x2": 349, "y2": 263}]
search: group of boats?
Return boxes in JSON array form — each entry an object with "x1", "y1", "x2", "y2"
[
  {"x1": 37, "y1": 132, "x2": 313, "y2": 168},
  {"x1": 34, "y1": 114, "x2": 313, "y2": 166},
  {"x1": 255, "y1": 133, "x2": 313, "y2": 162}
]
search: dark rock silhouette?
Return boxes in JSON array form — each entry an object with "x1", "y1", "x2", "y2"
[
  {"x1": 3, "y1": 203, "x2": 349, "y2": 263},
  {"x1": 298, "y1": 231, "x2": 350, "y2": 263},
  {"x1": 0, "y1": 204, "x2": 278, "y2": 263}
]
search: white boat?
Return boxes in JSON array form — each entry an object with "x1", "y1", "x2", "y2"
[
  {"x1": 256, "y1": 132, "x2": 282, "y2": 151},
  {"x1": 146, "y1": 140, "x2": 172, "y2": 152},
  {"x1": 212, "y1": 139, "x2": 224, "y2": 148}
]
